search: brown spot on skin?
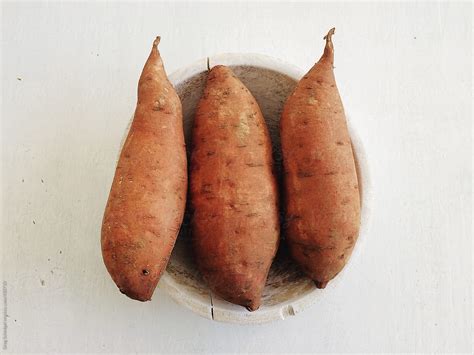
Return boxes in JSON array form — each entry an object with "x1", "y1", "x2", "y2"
[
  {"x1": 152, "y1": 105, "x2": 163, "y2": 111},
  {"x1": 336, "y1": 141, "x2": 344, "y2": 146},
  {"x1": 302, "y1": 249, "x2": 311, "y2": 258},
  {"x1": 287, "y1": 214, "x2": 302, "y2": 221},
  {"x1": 338, "y1": 254, "x2": 345, "y2": 260},
  {"x1": 324, "y1": 171, "x2": 338, "y2": 176},
  {"x1": 246, "y1": 162, "x2": 264, "y2": 167},
  {"x1": 201, "y1": 184, "x2": 212, "y2": 194},
  {"x1": 297, "y1": 171, "x2": 314, "y2": 178},
  {"x1": 222, "y1": 89, "x2": 231, "y2": 97}
]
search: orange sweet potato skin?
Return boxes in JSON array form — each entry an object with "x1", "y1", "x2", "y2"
[
  {"x1": 280, "y1": 29, "x2": 360, "y2": 288},
  {"x1": 190, "y1": 65, "x2": 279, "y2": 311},
  {"x1": 101, "y1": 38, "x2": 187, "y2": 301}
]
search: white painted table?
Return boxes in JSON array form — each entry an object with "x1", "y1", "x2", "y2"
[{"x1": 1, "y1": 1, "x2": 471, "y2": 353}]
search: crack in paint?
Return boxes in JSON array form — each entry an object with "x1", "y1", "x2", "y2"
[{"x1": 210, "y1": 292, "x2": 214, "y2": 320}]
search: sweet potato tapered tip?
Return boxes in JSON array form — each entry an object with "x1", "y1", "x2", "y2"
[
  {"x1": 246, "y1": 304, "x2": 260, "y2": 312},
  {"x1": 323, "y1": 27, "x2": 336, "y2": 40},
  {"x1": 153, "y1": 36, "x2": 161, "y2": 47},
  {"x1": 315, "y1": 280, "x2": 328, "y2": 289},
  {"x1": 321, "y1": 27, "x2": 336, "y2": 63}
]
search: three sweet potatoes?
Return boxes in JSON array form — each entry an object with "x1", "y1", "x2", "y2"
[{"x1": 101, "y1": 30, "x2": 361, "y2": 307}]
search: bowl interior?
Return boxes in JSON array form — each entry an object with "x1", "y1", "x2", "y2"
[{"x1": 164, "y1": 64, "x2": 318, "y2": 317}]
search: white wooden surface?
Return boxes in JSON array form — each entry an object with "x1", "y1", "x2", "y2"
[{"x1": 1, "y1": 1, "x2": 471, "y2": 353}]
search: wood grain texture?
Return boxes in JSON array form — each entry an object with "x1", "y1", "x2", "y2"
[{"x1": 1, "y1": 1, "x2": 471, "y2": 353}]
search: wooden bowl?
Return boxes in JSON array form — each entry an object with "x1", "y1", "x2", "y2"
[{"x1": 158, "y1": 53, "x2": 372, "y2": 324}]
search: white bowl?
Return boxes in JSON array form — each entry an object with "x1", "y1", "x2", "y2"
[{"x1": 158, "y1": 53, "x2": 372, "y2": 324}]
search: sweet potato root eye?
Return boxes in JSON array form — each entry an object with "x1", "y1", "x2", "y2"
[{"x1": 142, "y1": 269, "x2": 149, "y2": 276}]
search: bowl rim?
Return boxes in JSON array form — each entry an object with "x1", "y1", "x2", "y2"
[{"x1": 160, "y1": 52, "x2": 373, "y2": 324}]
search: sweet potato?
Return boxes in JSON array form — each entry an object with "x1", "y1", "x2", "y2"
[
  {"x1": 101, "y1": 37, "x2": 187, "y2": 301},
  {"x1": 190, "y1": 65, "x2": 279, "y2": 311},
  {"x1": 280, "y1": 28, "x2": 360, "y2": 288}
]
